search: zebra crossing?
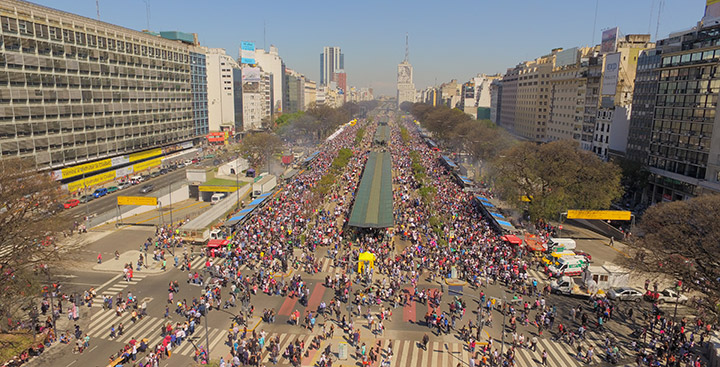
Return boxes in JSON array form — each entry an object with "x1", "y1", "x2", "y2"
[
  {"x1": 88, "y1": 273, "x2": 148, "y2": 308},
  {"x1": 87, "y1": 308, "x2": 228, "y2": 357},
  {"x1": 184, "y1": 255, "x2": 345, "y2": 276}
]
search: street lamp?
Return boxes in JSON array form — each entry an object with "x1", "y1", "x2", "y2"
[
  {"x1": 500, "y1": 293, "x2": 507, "y2": 358},
  {"x1": 235, "y1": 158, "x2": 240, "y2": 211}
]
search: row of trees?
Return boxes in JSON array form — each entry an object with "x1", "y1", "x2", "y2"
[
  {"x1": 237, "y1": 101, "x2": 375, "y2": 170},
  {"x1": 405, "y1": 103, "x2": 623, "y2": 221},
  {"x1": 407, "y1": 102, "x2": 720, "y2": 320},
  {"x1": 0, "y1": 158, "x2": 70, "y2": 332}
]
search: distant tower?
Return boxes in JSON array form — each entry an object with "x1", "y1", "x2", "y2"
[{"x1": 397, "y1": 33, "x2": 415, "y2": 108}]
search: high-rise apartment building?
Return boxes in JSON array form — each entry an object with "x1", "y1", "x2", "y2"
[
  {"x1": 626, "y1": 49, "x2": 662, "y2": 164},
  {"x1": 643, "y1": 25, "x2": 720, "y2": 202},
  {"x1": 189, "y1": 51, "x2": 208, "y2": 136},
  {"x1": 254, "y1": 46, "x2": 285, "y2": 115},
  {"x1": 0, "y1": 0, "x2": 201, "y2": 175},
  {"x1": 489, "y1": 80, "x2": 502, "y2": 124},
  {"x1": 283, "y1": 68, "x2": 305, "y2": 114},
  {"x1": 592, "y1": 35, "x2": 653, "y2": 160},
  {"x1": 505, "y1": 53, "x2": 554, "y2": 141},
  {"x1": 205, "y1": 48, "x2": 240, "y2": 132},
  {"x1": 320, "y1": 46, "x2": 343, "y2": 86},
  {"x1": 396, "y1": 60, "x2": 415, "y2": 108},
  {"x1": 547, "y1": 47, "x2": 594, "y2": 143}
]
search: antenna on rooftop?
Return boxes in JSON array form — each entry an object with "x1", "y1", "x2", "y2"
[
  {"x1": 404, "y1": 33, "x2": 409, "y2": 62},
  {"x1": 143, "y1": 0, "x2": 151, "y2": 30},
  {"x1": 264, "y1": 20, "x2": 267, "y2": 50},
  {"x1": 655, "y1": 0, "x2": 664, "y2": 41},
  {"x1": 96, "y1": 0, "x2": 100, "y2": 20}
]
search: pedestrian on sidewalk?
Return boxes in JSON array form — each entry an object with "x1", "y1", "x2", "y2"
[{"x1": 97, "y1": 253, "x2": 102, "y2": 264}]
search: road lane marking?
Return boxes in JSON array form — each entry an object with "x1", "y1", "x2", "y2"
[{"x1": 94, "y1": 273, "x2": 124, "y2": 293}]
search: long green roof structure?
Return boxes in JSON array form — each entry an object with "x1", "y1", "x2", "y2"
[
  {"x1": 349, "y1": 151, "x2": 394, "y2": 228},
  {"x1": 373, "y1": 125, "x2": 390, "y2": 145}
]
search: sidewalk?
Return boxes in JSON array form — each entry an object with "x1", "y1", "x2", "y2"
[{"x1": 92, "y1": 250, "x2": 165, "y2": 274}]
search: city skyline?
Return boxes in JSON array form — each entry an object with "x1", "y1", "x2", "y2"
[{"x1": 23, "y1": 0, "x2": 712, "y2": 95}]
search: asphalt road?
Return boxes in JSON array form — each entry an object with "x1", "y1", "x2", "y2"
[{"x1": 62, "y1": 167, "x2": 190, "y2": 223}]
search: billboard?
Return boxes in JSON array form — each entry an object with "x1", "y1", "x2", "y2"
[
  {"x1": 601, "y1": 27, "x2": 618, "y2": 54},
  {"x1": 566, "y1": 210, "x2": 631, "y2": 221},
  {"x1": 199, "y1": 185, "x2": 239, "y2": 192},
  {"x1": 601, "y1": 53, "x2": 621, "y2": 96},
  {"x1": 240, "y1": 41, "x2": 256, "y2": 64},
  {"x1": 555, "y1": 47, "x2": 578, "y2": 67},
  {"x1": 117, "y1": 196, "x2": 158, "y2": 206},
  {"x1": 242, "y1": 67, "x2": 261, "y2": 83},
  {"x1": 705, "y1": 0, "x2": 720, "y2": 21}
]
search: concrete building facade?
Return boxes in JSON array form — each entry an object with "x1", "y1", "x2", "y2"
[
  {"x1": 645, "y1": 25, "x2": 720, "y2": 202},
  {"x1": 0, "y1": 0, "x2": 200, "y2": 171},
  {"x1": 254, "y1": 45, "x2": 285, "y2": 115},
  {"x1": 320, "y1": 46, "x2": 343, "y2": 86},
  {"x1": 397, "y1": 60, "x2": 415, "y2": 107},
  {"x1": 205, "y1": 48, "x2": 239, "y2": 132}
]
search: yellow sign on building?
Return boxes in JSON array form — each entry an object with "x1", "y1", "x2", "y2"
[
  {"x1": 61, "y1": 159, "x2": 113, "y2": 180},
  {"x1": 129, "y1": 148, "x2": 162, "y2": 163},
  {"x1": 132, "y1": 158, "x2": 162, "y2": 172},
  {"x1": 566, "y1": 210, "x2": 631, "y2": 221},
  {"x1": 67, "y1": 171, "x2": 116, "y2": 192},
  {"x1": 199, "y1": 185, "x2": 239, "y2": 192},
  {"x1": 117, "y1": 196, "x2": 158, "y2": 206}
]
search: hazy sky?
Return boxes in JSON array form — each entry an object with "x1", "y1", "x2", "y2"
[{"x1": 34, "y1": 0, "x2": 707, "y2": 96}]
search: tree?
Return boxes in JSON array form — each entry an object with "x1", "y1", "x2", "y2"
[
  {"x1": 238, "y1": 132, "x2": 283, "y2": 169},
  {"x1": 0, "y1": 158, "x2": 70, "y2": 331},
  {"x1": 627, "y1": 195, "x2": 720, "y2": 317},
  {"x1": 493, "y1": 141, "x2": 623, "y2": 221}
]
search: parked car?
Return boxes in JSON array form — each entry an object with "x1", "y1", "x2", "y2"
[
  {"x1": 574, "y1": 250, "x2": 593, "y2": 262},
  {"x1": 607, "y1": 287, "x2": 643, "y2": 302},
  {"x1": 93, "y1": 187, "x2": 108, "y2": 198},
  {"x1": 107, "y1": 186, "x2": 119, "y2": 194},
  {"x1": 63, "y1": 199, "x2": 80, "y2": 209},
  {"x1": 140, "y1": 184, "x2": 154, "y2": 193},
  {"x1": 79, "y1": 195, "x2": 94, "y2": 203},
  {"x1": 177, "y1": 162, "x2": 186, "y2": 168},
  {"x1": 159, "y1": 168, "x2": 169, "y2": 175},
  {"x1": 150, "y1": 171, "x2": 160, "y2": 178},
  {"x1": 651, "y1": 288, "x2": 689, "y2": 304},
  {"x1": 191, "y1": 158, "x2": 199, "y2": 164},
  {"x1": 117, "y1": 182, "x2": 130, "y2": 190}
]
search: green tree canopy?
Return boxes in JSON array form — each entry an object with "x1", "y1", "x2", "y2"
[
  {"x1": 626, "y1": 194, "x2": 720, "y2": 318},
  {"x1": 0, "y1": 158, "x2": 70, "y2": 330},
  {"x1": 493, "y1": 140, "x2": 623, "y2": 221},
  {"x1": 239, "y1": 132, "x2": 283, "y2": 168}
]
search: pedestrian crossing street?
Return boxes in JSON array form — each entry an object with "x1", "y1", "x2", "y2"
[
  {"x1": 184, "y1": 255, "x2": 346, "y2": 276},
  {"x1": 88, "y1": 308, "x2": 228, "y2": 357},
  {"x1": 88, "y1": 273, "x2": 148, "y2": 308},
  {"x1": 88, "y1": 295, "x2": 636, "y2": 366}
]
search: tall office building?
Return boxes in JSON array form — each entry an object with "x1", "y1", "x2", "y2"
[
  {"x1": 397, "y1": 35, "x2": 415, "y2": 108},
  {"x1": 254, "y1": 46, "x2": 285, "y2": 115},
  {"x1": 320, "y1": 46, "x2": 343, "y2": 86},
  {"x1": 205, "y1": 48, "x2": 240, "y2": 132},
  {"x1": 642, "y1": 25, "x2": 720, "y2": 202},
  {"x1": 0, "y1": 0, "x2": 201, "y2": 179}
]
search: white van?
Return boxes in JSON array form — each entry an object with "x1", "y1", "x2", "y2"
[
  {"x1": 210, "y1": 193, "x2": 226, "y2": 205},
  {"x1": 548, "y1": 256, "x2": 587, "y2": 277},
  {"x1": 547, "y1": 238, "x2": 576, "y2": 251},
  {"x1": 130, "y1": 175, "x2": 143, "y2": 185}
]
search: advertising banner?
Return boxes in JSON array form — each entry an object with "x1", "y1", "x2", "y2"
[
  {"x1": 67, "y1": 170, "x2": 116, "y2": 192},
  {"x1": 705, "y1": 0, "x2": 720, "y2": 21},
  {"x1": 242, "y1": 67, "x2": 261, "y2": 83},
  {"x1": 199, "y1": 185, "x2": 239, "y2": 192},
  {"x1": 555, "y1": 47, "x2": 578, "y2": 67},
  {"x1": 115, "y1": 166, "x2": 134, "y2": 178},
  {"x1": 241, "y1": 41, "x2": 256, "y2": 64},
  {"x1": 566, "y1": 210, "x2": 631, "y2": 221},
  {"x1": 129, "y1": 148, "x2": 162, "y2": 163},
  {"x1": 59, "y1": 158, "x2": 112, "y2": 180},
  {"x1": 601, "y1": 27, "x2": 618, "y2": 54},
  {"x1": 132, "y1": 157, "x2": 162, "y2": 172},
  {"x1": 117, "y1": 196, "x2": 158, "y2": 206},
  {"x1": 601, "y1": 53, "x2": 621, "y2": 96}
]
